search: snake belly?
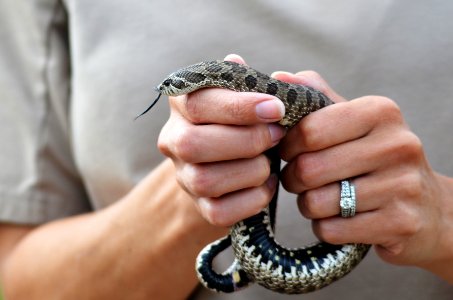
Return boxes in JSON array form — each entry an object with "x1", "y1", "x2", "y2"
[{"x1": 148, "y1": 60, "x2": 371, "y2": 294}]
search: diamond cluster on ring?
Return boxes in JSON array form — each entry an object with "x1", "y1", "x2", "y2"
[{"x1": 340, "y1": 180, "x2": 356, "y2": 218}]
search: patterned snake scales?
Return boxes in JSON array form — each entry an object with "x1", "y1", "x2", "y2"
[{"x1": 139, "y1": 60, "x2": 371, "y2": 294}]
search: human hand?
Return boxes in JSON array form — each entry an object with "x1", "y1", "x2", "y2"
[
  {"x1": 158, "y1": 55, "x2": 453, "y2": 279},
  {"x1": 158, "y1": 55, "x2": 287, "y2": 226},
  {"x1": 277, "y1": 70, "x2": 453, "y2": 272}
]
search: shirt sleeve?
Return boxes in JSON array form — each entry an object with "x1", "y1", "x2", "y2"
[{"x1": 0, "y1": 1, "x2": 91, "y2": 225}]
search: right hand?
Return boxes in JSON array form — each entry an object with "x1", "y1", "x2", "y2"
[{"x1": 158, "y1": 55, "x2": 286, "y2": 227}]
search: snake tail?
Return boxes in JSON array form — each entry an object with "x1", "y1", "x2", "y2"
[
  {"x1": 231, "y1": 212, "x2": 370, "y2": 293},
  {"x1": 195, "y1": 236, "x2": 252, "y2": 293}
]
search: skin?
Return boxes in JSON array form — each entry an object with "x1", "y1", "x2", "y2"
[
  {"x1": 1, "y1": 54, "x2": 452, "y2": 298},
  {"x1": 0, "y1": 159, "x2": 227, "y2": 299},
  {"x1": 158, "y1": 54, "x2": 453, "y2": 283}
]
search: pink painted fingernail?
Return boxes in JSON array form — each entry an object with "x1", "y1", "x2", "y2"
[{"x1": 256, "y1": 99, "x2": 285, "y2": 121}]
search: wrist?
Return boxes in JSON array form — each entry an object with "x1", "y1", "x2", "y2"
[
  {"x1": 97, "y1": 159, "x2": 227, "y2": 297},
  {"x1": 418, "y1": 173, "x2": 453, "y2": 283},
  {"x1": 107, "y1": 159, "x2": 227, "y2": 239}
]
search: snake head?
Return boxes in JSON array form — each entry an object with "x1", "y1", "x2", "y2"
[
  {"x1": 134, "y1": 80, "x2": 172, "y2": 119},
  {"x1": 156, "y1": 75, "x2": 192, "y2": 96}
]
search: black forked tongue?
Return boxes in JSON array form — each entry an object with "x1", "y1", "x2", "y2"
[{"x1": 134, "y1": 93, "x2": 162, "y2": 120}]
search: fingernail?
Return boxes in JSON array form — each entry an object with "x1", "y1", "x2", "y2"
[
  {"x1": 270, "y1": 71, "x2": 293, "y2": 78},
  {"x1": 266, "y1": 173, "x2": 279, "y2": 190},
  {"x1": 255, "y1": 99, "x2": 285, "y2": 121},
  {"x1": 268, "y1": 124, "x2": 286, "y2": 145}
]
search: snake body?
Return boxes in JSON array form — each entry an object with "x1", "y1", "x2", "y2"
[{"x1": 146, "y1": 60, "x2": 370, "y2": 294}]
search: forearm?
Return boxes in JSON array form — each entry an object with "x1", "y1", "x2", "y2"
[{"x1": 2, "y1": 159, "x2": 227, "y2": 299}]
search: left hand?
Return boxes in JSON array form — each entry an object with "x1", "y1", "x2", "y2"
[{"x1": 276, "y1": 71, "x2": 453, "y2": 273}]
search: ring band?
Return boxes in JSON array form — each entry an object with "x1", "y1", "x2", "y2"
[{"x1": 340, "y1": 180, "x2": 356, "y2": 218}]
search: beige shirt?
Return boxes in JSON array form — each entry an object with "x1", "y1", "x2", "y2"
[{"x1": 1, "y1": 0, "x2": 452, "y2": 299}]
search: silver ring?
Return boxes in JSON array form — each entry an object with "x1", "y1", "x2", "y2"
[{"x1": 340, "y1": 180, "x2": 356, "y2": 218}]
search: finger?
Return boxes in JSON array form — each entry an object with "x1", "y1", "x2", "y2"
[
  {"x1": 299, "y1": 160, "x2": 425, "y2": 218},
  {"x1": 170, "y1": 89, "x2": 285, "y2": 126},
  {"x1": 170, "y1": 52, "x2": 285, "y2": 126},
  {"x1": 281, "y1": 102, "x2": 411, "y2": 194},
  {"x1": 176, "y1": 155, "x2": 271, "y2": 198},
  {"x1": 297, "y1": 173, "x2": 384, "y2": 219},
  {"x1": 312, "y1": 200, "x2": 420, "y2": 247},
  {"x1": 281, "y1": 132, "x2": 380, "y2": 193},
  {"x1": 196, "y1": 175, "x2": 278, "y2": 227},
  {"x1": 311, "y1": 212, "x2": 383, "y2": 245},
  {"x1": 280, "y1": 96, "x2": 404, "y2": 161},
  {"x1": 158, "y1": 114, "x2": 286, "y2": 163},
  {"x1": 272, "y1": 70, "x2": 347, "y2": 104}
]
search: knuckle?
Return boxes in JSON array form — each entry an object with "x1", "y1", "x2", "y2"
[
  {"x1": 172, "y1": 127, "x2": 200, "y2": 162},
  {"x1": 390, "y1": 204, "x2": 422, "y2": 237},
  {"x1": 396, "y1": 171, "x2": 424, "y2": 201},
  {"x1": 372, "y1": 95, "x2": 398, "y2": 110},
  {"x1": 297, "y1": 121, "x2": 322, "y2": 150},
  {"x1": 388, "y1": 131, "x2": 424, "y2": 163},
  {"x1": 376, "y1": 243, "x2": 406, "y2": 262},
  {"x1": 294, "y1": 154, "x2": 320, "y2": 188},
  {"x1": 157, "y1": 120, "x2": 177, "y2": 157},
  {"x1": 401, "y1": 132, "x2": 423, "y2": 161},
  {"x1": 184, "y1": 165, "x2": 216, "y2": 197},
  {"x1": 371, "y1": 96, "x2": 403, "y2": 123},
  {"x1": 157, "y1": 133, "x2": 170, "y2": 156}
]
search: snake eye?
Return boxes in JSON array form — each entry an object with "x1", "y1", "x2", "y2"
[{"x1": 163, "y1": 79, "x2": 172, "y2": 86}]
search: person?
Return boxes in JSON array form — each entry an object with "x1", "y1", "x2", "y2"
[{"x1": 0, "y1": 1, "x2": 452, "y2": 299}]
